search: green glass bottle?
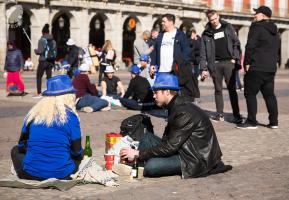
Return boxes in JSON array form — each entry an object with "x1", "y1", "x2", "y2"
[{"x1": 84, "y1": 135, "x2": 92, "y2": 158}]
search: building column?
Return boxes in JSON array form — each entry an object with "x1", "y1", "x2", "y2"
[
  {"x1": 70, "y1": 10, "x2": 89, "y2": 48},
  {"x1": 238, "y1": 26, "x2": 249, "y2": 53},
  {"x1": 30, "y1": 25, "x2": 42, "y2": 66},
  {"x1": 281, "y1": 30, "x2": 289, "y2": 68},
  {"x1": 0, "y1": 2, "x2": 7, "y2": 70}
]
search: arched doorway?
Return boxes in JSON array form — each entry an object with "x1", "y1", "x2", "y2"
[
  {"x1": 52, "y1": 13, "x2": 70, "y2": 60},
  {"x1": 89, "y1": 15, "x2": 105, "y2": 50},
  {"x1": 8, "y1": 10, "x2": 31, "y2": 60},
  {"x1": 122, "y1": 17, "x2": 138, "y2": 65}
]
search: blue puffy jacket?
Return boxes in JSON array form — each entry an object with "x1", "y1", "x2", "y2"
[{"x1": 4, "y1": 48, "x2": 24, "y2": 72}]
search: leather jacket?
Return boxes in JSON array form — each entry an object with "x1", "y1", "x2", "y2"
[{"x1": 139, "y1": 96, "x2": 222, "y2": 178}]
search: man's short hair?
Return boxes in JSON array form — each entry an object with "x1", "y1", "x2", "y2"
[
  {"x1": 162, "y1": 13, "x2": 175, "y2": 24},
  {"x1": 151, "y1": 28, "x2": 159, "y2": 33},
  {"x1": 205, "y1": 9, "x2": 218, "y2": 18}
]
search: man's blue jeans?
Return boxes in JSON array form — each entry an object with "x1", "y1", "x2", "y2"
[
  {"x1": 139, "y1": 132, "x2": 182, "y2": 177},
  {"x1": 76, "y1": 94, "x2": 108, "y2": 112}
]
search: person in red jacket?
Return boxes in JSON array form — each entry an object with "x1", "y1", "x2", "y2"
[{"x1": 72, "y1": 63, "x2": 109, "y2": 113}]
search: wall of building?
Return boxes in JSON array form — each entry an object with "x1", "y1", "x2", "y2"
[{"x1": 0, "y1": 0, "x2": 289, "y2": 70}]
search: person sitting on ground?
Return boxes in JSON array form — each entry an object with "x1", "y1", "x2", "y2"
[
  {"x1": 119, "y1": 65, "x2": 154, "y2": 111},
  {"x1": 138, "y1": 54, "x2": 156, "y2": 87},
  {"x1": 11, "y1": 75, "x2": 83, "y2": 180},
  {"x1": 101, "y1": 65, "x2": 125, "y2": 98},
  {"x1": 120, "y1": 73, "x2": 232, "y2": 178},
  {"x1": 24, "y1": 57, "x2": 34, "y2": 71},
  {"x1": 72, "y1": 63, "x2": 109, "y2": 113}
]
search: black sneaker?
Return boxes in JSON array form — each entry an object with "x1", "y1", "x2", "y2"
[
  {"x1": 266, "y1": 124, "x2": 278, "y2": 129},
  {"x1": 211, "y1": 114, "x2": 225, "y2": 122},
  {"x1": 234, "y1": 116, "x2": 244, "y2": 124},
  {"x1": 236, "y1": 122, "x2": 258, "y2": 129}
]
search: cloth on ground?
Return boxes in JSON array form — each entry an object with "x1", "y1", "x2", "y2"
[{"x1": 0, "y1": 157, "x2": 118, "y2": 191}]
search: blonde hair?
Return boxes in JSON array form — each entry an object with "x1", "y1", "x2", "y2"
[
  {"x1": 25, "y1": 94, "x2": 78, "y2": 126},
  {"x1": 102, "y1": 40, "x2": 113, "y2": 52}
]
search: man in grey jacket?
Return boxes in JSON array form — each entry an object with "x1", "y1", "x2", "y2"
[
  {"x1": 133, "y1": 30, "x2": 153, "y2": 64},
  {"x1": 200, "y1": 10, "x2": 242, "y2": 124},
  {"x1": 34, "y1": 24, "x2": 57, "y2": 98}
]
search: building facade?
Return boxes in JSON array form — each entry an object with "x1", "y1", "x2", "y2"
[{"x1": 0, "y1": 0, "x2": 289, "y2": 70}]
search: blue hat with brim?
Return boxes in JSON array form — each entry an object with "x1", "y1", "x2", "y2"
[
  {"x1": 151, "y1": 72, "x2": 180, "y2": 91},
  {"x1": 130, "y1": 65, "x2": 141, "y2": 74},
  {"x1": 42, "y1": 75, "x2": 77, "y2": 96},
  {"x1": 139, "y1": 54, "x2": 150, "y2": 62},
  {"x1": 61, "y1": 60, "x2": 70, "y2": 70}
]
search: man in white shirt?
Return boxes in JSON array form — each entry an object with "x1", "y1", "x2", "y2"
[{"x1": 151, "y1": 14, "x2": 190, "y2": 72}]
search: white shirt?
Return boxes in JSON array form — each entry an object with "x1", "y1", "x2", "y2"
[{"x1": 159, "y1": 29, "x2": 177, "y2": 72}]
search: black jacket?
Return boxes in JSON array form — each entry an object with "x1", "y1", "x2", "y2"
[
  {"x1": 139, "y1": 96, "x2": 222, "y2": 178},
  {"x1": 66, "y1": 45, "x2": 80, "y2": 69},
  {"x1": 4, "y1": 48, "x2": 24, "y2": 72},
  {"x1": 189, "y1": 36, "x2": 201, "y2": 65},
  {"x1": 123, "y1": 75, "x2": 153, "y2": 103},
  {"x1": 151, "y1": 29, "x2": 191, "y2": 67},
  {"x1": 200, "y1": 20, "x2": 241, "y2": 74},
  {"x1": 244, "y1": 20, "x2": 279, "y2": 73}
]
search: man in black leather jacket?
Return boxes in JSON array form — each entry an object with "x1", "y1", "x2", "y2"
[{"x1": 121, "y1": 73, "x2": 231, "y2": 178}]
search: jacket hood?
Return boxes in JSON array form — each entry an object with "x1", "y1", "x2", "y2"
[
  {"x1": 42, "y1": 34, "x2": 54, "y2": 40},
  {"x1": 254, "y1": 20, "x2": 277, "y2": 35}
]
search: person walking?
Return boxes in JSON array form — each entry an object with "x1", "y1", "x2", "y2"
[
  {"x1": 4, "y1": 41, "x2": 27, "y2": 96},
  {"x1": 200, "y1": 9, "x2": 243, "y2": 123},
  {"x1": 187, "y1": 28, "x2": 202, "y2": 102},
  {"x1": 34, "y1": 24, "x2": 57, "y2": 98},
  {"x1": 150, "y1": 13, "x2": 195, "y2": 102},
  {"x1": 236, "y1": 6, "x2": 279, "y2": 129}
]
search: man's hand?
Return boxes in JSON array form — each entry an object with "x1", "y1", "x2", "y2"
[
  {"x1": 120, "y1": 147, "x2": 139, "y2": 161},
  {"x1": 231, "y1": 59, "x2": 236, "y2": 64},
  {"x1": 201, "y1": 70, "x2": 209, "y2": 80}
]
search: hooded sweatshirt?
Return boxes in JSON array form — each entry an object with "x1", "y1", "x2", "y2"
[
  {"x1": 244, "y1": 20, "x2": 279, "y2": 73},
  {"x1": 34, "y1": 34, "x2": 56, "y2": 62}
]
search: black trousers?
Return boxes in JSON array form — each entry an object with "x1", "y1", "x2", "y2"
[
  {"x1": 11, "y1": 146, "x2": 81, "y2": 181},
  {"x1": 36, "y1": 61, "x2": 53, "y2": 94},
  {"x1": 212, "y1": 61, "x2": 240, "y2": 118},
  {"x1": 244, "y1": 70, "x2": 278, "y2": 126},
  {"x1": 98, "y1": 65, "x2": 106, "y2": 85}
]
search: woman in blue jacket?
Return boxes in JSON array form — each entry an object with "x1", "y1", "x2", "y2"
[{"x1": 11, "y1": 75, "x2": 84, "y2": 180}]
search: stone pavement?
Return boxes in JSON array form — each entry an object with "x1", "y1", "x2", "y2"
[{"x1": 0, "y1": 69, "x2": 289, "y2": 200}]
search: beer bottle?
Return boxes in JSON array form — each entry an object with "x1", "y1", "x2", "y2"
[
  {"x1": 84, "y1": 135, "x2": 92, "y2": 158},
  {"x1": 131, "y1": 159, "x2": 138, "y2": 178}
]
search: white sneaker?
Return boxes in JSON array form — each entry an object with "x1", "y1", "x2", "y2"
[{"x1": 81, "y1": 106, "x2": 94, "y2": 113}]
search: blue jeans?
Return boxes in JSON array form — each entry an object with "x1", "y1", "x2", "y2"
[
  {"x1": 139, "y1": 132, "x2": 182, "y2": 177},
  {"x1": 76, "y1": 94, "x2": 108, "y2": 111},
  {"x1": 119, "y1": 98, "x2": 140, "y2": 110}
]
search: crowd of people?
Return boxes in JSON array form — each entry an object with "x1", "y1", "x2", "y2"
[{"x1": 6, "y1": 6, "x2": 280, "y2": 181}]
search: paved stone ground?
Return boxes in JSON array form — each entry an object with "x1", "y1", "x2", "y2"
[{"x1": 0, "y1": 69, "x2": 289, "y2": 200}]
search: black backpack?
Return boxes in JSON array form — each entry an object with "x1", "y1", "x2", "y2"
[
  {"x1": 120, "y1": 114, "x2": 154, "y2": 141},
  {"x1": 43, "y1": 38, "x2": 56, "y2": 62}
]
